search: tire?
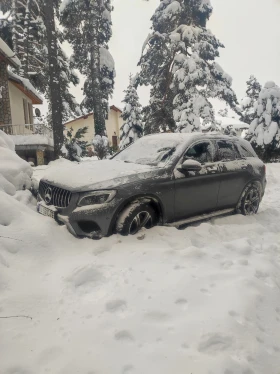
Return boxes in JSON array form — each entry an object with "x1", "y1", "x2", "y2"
[
  {"x1": 237, "y1": 183, "x2": 261, "y2": 216},
  {"x1": 116, "y1": 201, "x2": 158, "y2": 236}
]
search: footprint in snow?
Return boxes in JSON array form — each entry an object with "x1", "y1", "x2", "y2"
[
  {"x1": 198, "y1": 333, "x2": 233, "y2": 353},
  {"x1": 115, "y1": 330, "x2": 134, "y2": 342},
  {"x1": 220, "y1": 260, "x2": 234, "y2": 270},
  {"x1": 106, "y1": 299, "x2": 127, "y2": 313},
  {"x1": 228, "y1": 310, "x2": 239, "y2": 317},
  {"x1": 175, "y1": 299, "x2": 188, "y2": 310},
  {"x1": 200, "y1": 288, "x2": 211, "y2": 295},
  {"x1": 122, "y1": 364, "x2": 134, "y2": 373},
  {"x1": 5, "y1": 367, "x2": 33, "y2": 374},
  {"x1": 144, "y1": 311, "x2": 170, "y2": 323},
  {"x1": 67, "y1": 265, "x2": 104, "y2": 289}
]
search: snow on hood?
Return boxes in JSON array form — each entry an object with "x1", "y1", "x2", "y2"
[{"x1": 42, "y1": 159, "x2": 156, "y2": 192}]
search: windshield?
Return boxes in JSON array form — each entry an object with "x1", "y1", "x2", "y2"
[{"x1": 113, "y1": 137, "x2": 184, "y2": 166}]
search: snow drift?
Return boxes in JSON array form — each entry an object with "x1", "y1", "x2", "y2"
[{"x1": 0, "y1": 130, "x2": 32, "y2": 196}]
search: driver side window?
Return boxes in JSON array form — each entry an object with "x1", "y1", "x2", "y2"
[{"x1": 184, "y1": 141, "x2": 214, "y2": 164}]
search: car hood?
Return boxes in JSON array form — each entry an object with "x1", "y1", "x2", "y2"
[{"x1": 42, "y1": 159, "x2": 160, "y2": 192}]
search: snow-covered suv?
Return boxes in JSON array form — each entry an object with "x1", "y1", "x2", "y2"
[{"x1": 37, "y1": 133, "x2": 266, "y2": 239}]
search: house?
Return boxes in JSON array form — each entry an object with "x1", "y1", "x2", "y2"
[
  {"x1": 215, "y1": 116, "x2": 250, "y2": 137},
  {"x1": 64, "y1": 105, "x2": 124, "y2": 149},
  {"x1": 0, "y1": 37, "x2": 53, "y2": 165}
]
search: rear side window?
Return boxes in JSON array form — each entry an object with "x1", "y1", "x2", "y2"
[
  {"x1": 216, "y1": 140, "x2": 240, "y2": 161},
  {"x1": 184, "y1": 141, "x2": 214, "y2": 164},
  {"x1": 238, "y1": 144, "x2": 255, "y2": 158}
]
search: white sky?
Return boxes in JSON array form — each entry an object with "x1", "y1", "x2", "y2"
[{"x1": 64, "y1": 0, "x2": 280, "y2": 114}]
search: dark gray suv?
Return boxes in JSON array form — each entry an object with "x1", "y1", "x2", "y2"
[{"x1": 37, "y1": 133, "x2": 266, "y2": 239}]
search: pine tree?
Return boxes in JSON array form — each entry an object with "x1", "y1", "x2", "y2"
[
  {"x1": 60, "y1": 0, "x2": 115, "y2": 145},
  {"x1": 62, "y1": 126, "x2": 89, "y2": 161},
  {"x1": 240, "y1": 75, "x2": 262, "y2": 125},
  {"x1": 120, "y1": 76, "x2": 143, "y2": 150},
  {"x1": 1, "y1": 0, "x2": 82, "y2": 157},
  {"x1": 138, "y1": 0, "x2": 238, "y2": 134},
  {"x1": 246, "y1": 81, "x2": 280, "y2": 162}
]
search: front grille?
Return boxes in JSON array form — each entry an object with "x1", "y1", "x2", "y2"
[{"x1": 39, "y1": 181, "x2": 72, "y2": 208}]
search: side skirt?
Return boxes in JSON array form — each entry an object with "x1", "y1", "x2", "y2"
[{"x1": 165, "y1": 208, "x2": 235, "y2": 229}]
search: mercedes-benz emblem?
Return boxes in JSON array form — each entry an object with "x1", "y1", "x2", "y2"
[{"x1": 45, "y1": 187, "x2": 53, "y2": 204}]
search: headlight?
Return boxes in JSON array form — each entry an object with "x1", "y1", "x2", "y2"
[{"x1": 78, "y1": 190, "x2": 116, "y2": 207}]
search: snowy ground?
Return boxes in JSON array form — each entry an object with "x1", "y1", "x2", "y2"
[{"x1": 1, "y1": 164, "x2": 280, "y2": 374}]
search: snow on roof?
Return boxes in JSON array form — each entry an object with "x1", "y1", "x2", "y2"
[
  {"x1": 11, "y1": 134, "x2": 54, "y2": 147},
  {"x1": 0, "y1": 38, "x2": 21, "y2": 68},
  {"x1": 215, "y1": 115, "x2": 250, "y2": 130},
  {"x1": 8, "y1": 70, "x2": 43, "y2": 104}
]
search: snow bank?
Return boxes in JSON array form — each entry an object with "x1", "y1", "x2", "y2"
[{"x1": 0, "y1": 130, "x2": 32, "y2": 195}]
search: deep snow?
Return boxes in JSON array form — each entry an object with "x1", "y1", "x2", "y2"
[{"x1": 1, "y1": 160, "x2": 280, "y2": 373}]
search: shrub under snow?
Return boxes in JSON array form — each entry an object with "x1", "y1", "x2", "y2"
[
  {"x1": 0, "y1": 130, "x2": 33, "y2": 196},
  {"x1": 247, "y1": 81, "x2": 280, "y2": 161}
]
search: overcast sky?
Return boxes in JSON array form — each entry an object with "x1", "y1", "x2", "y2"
[{"x1": 68, "y1": 0, "x2": 280, "y2": 114}]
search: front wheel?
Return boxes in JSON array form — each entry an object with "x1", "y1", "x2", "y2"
[
  {"x1": 116, "y1": 202, "x2": 157, "y2": 236},
  {"x1": 237, "y1": 184, "x2": 261, "y2": 216}
]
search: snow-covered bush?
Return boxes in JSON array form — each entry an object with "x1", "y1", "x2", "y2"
[
  {"x1": 240, "y1": 76, "x2": 262, "y2": 125},
  {"x1": 0, "y1": 130, "x2": 32, "y2": 196},
  {"x1": 62, "y1": 126, "x2": 89, "y2": 162},
  {"x1": 246, "y1": 81, "x2": 280, "y2": 162},
  {"x1": 92, "y1": 135, "x2": 109, "y2": 160},
  {"x1": 120, "y1": 77, "x2": 143, "y2": 150}
]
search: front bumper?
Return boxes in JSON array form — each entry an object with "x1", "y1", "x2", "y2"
[{"x1": 38, "y1": 195, "x2": 121, "y2": 239}]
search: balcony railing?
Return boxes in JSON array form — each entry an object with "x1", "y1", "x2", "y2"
[{"x1": 0, "y1": 124, "x2": 53, "y2": 139}]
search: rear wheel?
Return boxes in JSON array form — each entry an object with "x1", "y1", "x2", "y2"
[
  {"x1": 116, "y1": 202, "x2": 158, "y2": 236},
  {"x1": 238, "y1": 184, "x2": 261, "y2": 216}
]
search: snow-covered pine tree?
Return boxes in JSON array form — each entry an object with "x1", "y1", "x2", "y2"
[
  {"x1": 120, "y1": 76, "x2": 143, "y2": 150},
  {"x1": 1, "y1": 0, "x2": 81, "y2": 122},
  {"x1": 1, "y1": 0, "x2": 82, "y2": 156},
  {"x1": 138, "y1": 0, "x2": 238, "y2": 134},
  {"x1": 246, "y1": 81, "x2": 280, "y2": 162},
  {"x1": 62, "y1": 126, "x2": 89, "y2": 161},
  {"x1": 60, "y1": 0, "x2": 115, "y2": 153},
  {"x1": 240, "y1": 75, "x2": 262, "y2": 125}
]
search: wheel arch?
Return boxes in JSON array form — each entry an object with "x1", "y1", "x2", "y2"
[{"x1": 108, "y1": 194, "x2": 165, "y2": 235}]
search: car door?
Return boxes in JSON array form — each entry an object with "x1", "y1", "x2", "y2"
[
  {"x1": 173, "y1": 140, "x2": 222, "y2": 221},
  {"x1": 215, "y1": 139, "x2": 251, "y2": 209}
]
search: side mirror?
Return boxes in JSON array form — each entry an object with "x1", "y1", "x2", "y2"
[{"x1": 179, "y1": 159, "x2": 202, "y2": 172}]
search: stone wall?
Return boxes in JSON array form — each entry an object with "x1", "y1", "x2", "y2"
[{"x1": 0, "y1": 61, "x2": 12, "y2": 125}]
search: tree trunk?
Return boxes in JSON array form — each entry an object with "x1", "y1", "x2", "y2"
[
  {"x1": 11, "y1": 0, "x2": 18, "y2": 55},
  {"x1": 90, "y1": 0, "x2": 106, "y2": 137},
  {"x1": 22, "y1": 0, "x2": 31, "y2": 78},
  {"x1": 43, "y1": 0, "x2": 63, "y2": 159}
]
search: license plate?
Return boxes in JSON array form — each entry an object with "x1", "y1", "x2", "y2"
[{"x1": 38, "y1": 203, "x2": 57, "y2": 219}]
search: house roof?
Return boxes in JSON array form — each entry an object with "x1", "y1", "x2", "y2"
[
  {"x1": 8, "y1": 70, "x2": 43, "y2": 105},
  {"x1": 64, "y1": 105, "x2": 123, "y2": 126},
  {"x1": 0, "y1": 38, "x2": 21, "y2": 68},
  {"x1": 215, "y1": 115, "x2": 250, "y2": 130}
]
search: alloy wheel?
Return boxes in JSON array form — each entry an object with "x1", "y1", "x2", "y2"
[
  {"x1": 128, "y1": 211, "x2": 153, "y2": 235},
  {"x1": 244, "y1": 189, "x2": 260, "y2": 215}
]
